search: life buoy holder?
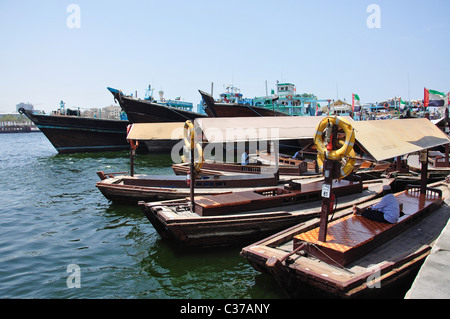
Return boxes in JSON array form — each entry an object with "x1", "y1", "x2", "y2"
[
  {"x1": 384, "y1": 103, "x2": 389, "y2": 109},
  {"x1": 183, "y1": 120, "x2": 195, "y2": 149},
  {"x1": 316, "y1": 141, "x2": 356, "y2": 179},
  {"x1": 127, "y1": 124, "x2": 139, "y2": 150},
  {"x1": 314, "y1": 116, "x2": 355, "y2": 162},
  {"x1": 313, "y1": 116, "x2": 356, "y2": 179},
  {"x1": 287, "y1": 94, "x2": 293, "y2": 100},
  {"x1": 183, "y1": 120, "x2": 204, "y2": 173}
]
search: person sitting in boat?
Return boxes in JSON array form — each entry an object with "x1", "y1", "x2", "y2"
[
  {"x1": 241, "y1": 148, "x2": 250, "y2": 166},
  {"x1": 292, "y1": 150, "x2": 305, "y2": 160},
  {"x1": 353, "y1": 185, "x2": 399, "y2": 224}
]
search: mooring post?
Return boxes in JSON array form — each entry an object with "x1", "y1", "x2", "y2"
[
  {"x1": 420, "y1": 149, "x2": 429, "y2": 195},
  {"x1": 318, "y1": 122, "x2": 340, "y2": 242},
  {"x1": 318, "y1": 159, "x2": 335, "y2": 242},
  {"x1": 130, "y1": 147, "x2": 135, "y2": 177},
  {"x1": 190, "y1": 142, "x2": 195, "y2": 211}
]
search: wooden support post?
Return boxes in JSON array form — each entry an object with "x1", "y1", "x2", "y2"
[
  {"x1": 273, "y1": 140, "x2": 279, "y2": 181},
  {"x1": 445, "y1": 143, "x2": 449, "y2": 167},
  {"x1": 318, "y1": 159, "x2": 336, "y2": 242},
  {"x1": 420, "y1": 149, "x2": 428, "y2": 195},
  {"x1": 396, "y1": 156, "x2": 402, "y2": 171},
  {"x1": 318, "y1": 123, "x2": 340, "y2": 242},
  {"x1": 130, "y1": 147, "x2": 135, "y2": 177},
  {"x1": 189, "y1": 144, "x2": 195, "y2": 211}
]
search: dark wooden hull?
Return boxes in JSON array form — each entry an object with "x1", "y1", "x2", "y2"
[
  {"x1": 19, "y1": 108, "x2": 130, "y2": 154},
  {"x1": 141, "y1": 203, "x2": 320, "y2": 247},
  {"x1": 206, "y1": 102, "x2": 288, "y2": 117},
  {"x1": 109, "y1": 88, "x2": 208, "y2": 123},
  {"x1": 96, "y1": 172, "x2": 278, "y2": 203},
  {"x1": 199, "y1": 90, "x2": 287, "y2": 118}
]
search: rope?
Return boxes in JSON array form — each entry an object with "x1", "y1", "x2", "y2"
[
  {"x1": 308, "y1": 242, "x2": 355, "y2": 274},
  {"x1": 243, "y1": 104, "x2": 264, "y2": 117},
  {"x1": 165, "y1": 104, "x2": 192, "y2": 121}
]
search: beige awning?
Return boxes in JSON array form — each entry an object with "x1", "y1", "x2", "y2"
[
  {"x1": 352, "y1": 118, "x2": 450, "y2": 161},
  {"x1": 125, "y1": 118, "x2": 449, "y2": 161},
  {"x1": 126, "y1": 122, "x2": 184, "y2": 140},
  {"x1": 194, "y1": 116, "x2": 354, "y2": 143}
]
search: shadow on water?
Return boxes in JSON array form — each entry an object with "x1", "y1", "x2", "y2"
[
  {"x1": 99, "y1": 200, "x2": 287, "y2": 299},
  {"x1": 135, "y1": 230, "x2": 287, "y2": 299}
]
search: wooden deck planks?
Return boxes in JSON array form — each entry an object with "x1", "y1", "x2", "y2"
[{"x1": 293, "y1": 187, "x2": 443, "y2": 266}]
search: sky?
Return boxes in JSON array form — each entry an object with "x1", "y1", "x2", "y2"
[{"x1": 0, "y1": 0, "x2": 449, "y2": 113}]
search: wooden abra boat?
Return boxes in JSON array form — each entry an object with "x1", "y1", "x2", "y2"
[
  {"x1": 172, "y1": 159, "x2": 314, "y2": 177},
  {"x1": 240, "y1": 181, "x2": 449, "y2": 298},
  {"x1": 138, "y1": 178, "x2": 391, "y2": 247},
  {"x1": 96, "y1": 170, "x2": 280, "y2": 203}
]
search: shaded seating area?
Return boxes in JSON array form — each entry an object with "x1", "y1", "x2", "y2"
[{"x1": 293, "y1": 185, "x2": 443, "y2": 266}]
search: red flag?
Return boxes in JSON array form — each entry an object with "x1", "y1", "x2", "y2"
[{"x1": 424, "y1": 87, "x2": 429, "y2": 107}]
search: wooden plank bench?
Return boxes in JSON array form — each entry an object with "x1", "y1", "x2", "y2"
[
  {"x1": 193, "y1": 180, "x2": 362, "y2": 217},
  {"x1": 293, "y1": 185, "x2": 443, "y2": 266}
]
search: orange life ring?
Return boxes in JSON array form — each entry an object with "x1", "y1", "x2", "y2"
[
  {"x1": 384, "y1": 103, "x2": 389, "y2": 109},
  {"x1": 415, "y1": 102, "x2": 421, "y2": 107},
  {"x1": 287, "y1": 95, "x2": 293, "y2": 100},
  {"x1": 161, "y1": 98, "x2": 166, "y2": 102},
  {"x1": 126, "y1": 124, "x2": 139, "y2": 150}
]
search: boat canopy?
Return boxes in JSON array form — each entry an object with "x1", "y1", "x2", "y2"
[
  {"x1": 126, "y1": 116, "x2": 349, "y2": 142},
  {"x1": 194, "y1": 116, "x2": 353, "y2": 143},
  {"x1": 125, "y1": 117, "x2": 450, "y2": 162},
  {"x1": 352, "y1": 118, "x2": 450, "y2": 161},
  {"x1": 126, "y1": 122, "x2": 184, "y2": 140}
]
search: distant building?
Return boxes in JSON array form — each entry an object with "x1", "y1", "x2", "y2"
[
  {"x1": 16, "y1": 102, "x2": 34, "y2": 112},
  {"x1": 81, "y1": 104, "x2": 122, "y2": 119},
  {"x1": 102, "y1": 105, "x2": 122, "y2": 119}
]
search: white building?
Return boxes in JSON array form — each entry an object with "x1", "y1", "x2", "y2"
[{"x1": 16, "y1": 102, "x2": 34, "y2": 112}]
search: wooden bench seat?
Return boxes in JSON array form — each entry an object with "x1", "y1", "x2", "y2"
[
  {"x1": 192, "y1": 180, "x2": 362, "y2": 217},
  {"x1": 293, "y1": 185, "x2": 443, "y2": 266}
]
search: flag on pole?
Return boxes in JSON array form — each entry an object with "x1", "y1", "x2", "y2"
[
  {"x1": 400, "y1": 99, "x2": 407, "y2": 110},
  {"x1": 424, "y1": 88, "x2": 447, "y2": 107},
  {"x1": 352, "y1": 94, "x2": 361, "y2": 112}
]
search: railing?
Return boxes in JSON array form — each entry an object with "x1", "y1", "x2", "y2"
[{"x1": 405, "y1": 184, "x2": 442, "y2": 199}]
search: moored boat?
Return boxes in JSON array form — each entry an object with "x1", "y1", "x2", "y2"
[
  {"x1": 240, "y1": 115, "x2": 450, "y2": 298},
  {"x1": 199, "y1": 89, "x2": 286, "y2": 118},
  {"x1": 171, "y1": 160, "x2": 312, "y2": 177},
  {"x1": 137, "y1": 177, "x2": 391, "y2": 247},
  {"x1": 240, "y1": 181, "x2": 449, "y2": 298},
  {"x1": 96, "y1": 170, "x2": 281, "y2": 203},
  {"x1": 108, "y1": 87, "x2": 208, "y2": 123},
  {"x1": 108, "y1": 87, "x2": 208, "y2": 152},
  {"x1": 19, "y1": 107, "x2": 130, "y2": 154}
]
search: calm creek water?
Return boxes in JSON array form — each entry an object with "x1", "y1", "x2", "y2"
[{"x1": 0, "y1": 132, "x2": 285, "y2": 299}]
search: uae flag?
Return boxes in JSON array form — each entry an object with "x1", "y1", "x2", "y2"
[
  {"x1": 424, "y1": 88, "x2": 447, "y2": 107},
  {"x1": 352, "y1": 94, "x2": 361, "y2": 112},
  {"x1": 400, "y1": 99, "x2": 407, "y2": 109}
]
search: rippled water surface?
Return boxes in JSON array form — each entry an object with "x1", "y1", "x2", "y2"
[{"x1": 0, "y1": 133, "x2": 284, "y2": 299}]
